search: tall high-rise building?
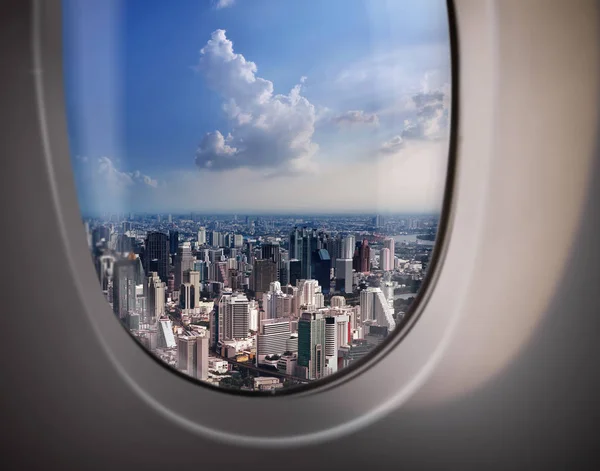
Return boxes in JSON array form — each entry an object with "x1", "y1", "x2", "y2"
[
  {"x1": 353, "y1": 239, "x2": 370, "y2": 273},
  {"x1": 326, "y1": 236, "x2": 342, "y2": 267},
  {"x1": 197, "y1": 227, "x2": 207, "y2": 245},
  {"x1": 253, "y1": 259, "x2": 278, "y2": 294},
  {"x1": 312, "y1": 249, "x2": 331, "y2": 294},
  {"x1": 325, "y1": 314, "x2": 350, "y2": 375},
  {"x1": 383, "y1": 237, "x2": 395, "y2": 270},
  {"x1": 92, "y1": 225, "x2": 111, "y2": 248},
  {"x1": 233, "y1": 234, "x2": 244, "y2": 248},
  {"x1": 177, "y1": 333, "x2": 208, "y2": 379},
  {"x1": 360, "y1": 287, "x2": 396, "y2": 330},
  {"x1": 289, "y1": 228, "x2": 301, "y2": 260},
  {"x1": 224, "y1": 233, "x2": 234, "y2": 248},
  {"x1": 279, "y1": 258, "x2": 290, "y2": 286},
  {"x1": 143, "y1": 232, "x2": 169, "y2": 282},
  {"x1": 261, "y1": 243, "x2": 281, "y2": 280},
  {"x1": 185, "y1": 270, "x2": 201, "y2": 307},
  {"x1": 144, "y1": 271, "x2": 166, "y2": 323},
  {"x1": 335, "y1": 258, "x2": 353, "y2": 293},
  {"x1": 196, "y1": 335, "x2": 209, "y2": 380},
  {"x1": 342, "y1": 235, "x2": 355, "y2": 260},
  {"x1": 380, "y1": 248, "x2": 392, "y2": 271},
  {"x1": 218, "y1": 292, "x2": 249, "y2": 341},
  {"x1": 298, "y1": 279, "x2": 323, "y2": 309},
  {"x1": 169, "y1": 230, "x2": 179, "y2": 256},
  {"x1": 178, "y1": 336, "x2": 197, "y2": 377},
  {"x1": 298, "y1": 311, "x2": 326, "y2": 380},
  {"x1": 209, "y1": 230, "x2": 222, "y2": 248},
  {"x1": 174, "y1": 242, "x2": 194, "y2": 289},
  {"x1": 289, "y1": 259, "x2": 302, "y2": 286},
  {"x1": 112, "y1": 258, "x2": 137, "y2": 319},
  {"x1": 193, "y1": 260, "x2": 208, "y2": 281},
  {"x1": 289, "y1": 228, "x2": 319, "y2": 280}
]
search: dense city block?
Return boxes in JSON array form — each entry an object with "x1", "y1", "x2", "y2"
[{"x1": 88, "y1": 213, "x2": 437, "y2": 392}]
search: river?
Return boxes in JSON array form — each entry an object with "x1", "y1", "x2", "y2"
[{"x1": 392, "y1": 234, "x2": 436, "y2": 246}]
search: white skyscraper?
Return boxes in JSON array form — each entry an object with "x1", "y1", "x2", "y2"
[
  {"x1": 330, "y1": 296, "x2": 346, "y2": 308},
  {"x1": 342, "y1": 235, "x2": 356, "y2": 259},
  {"x1": 383, "y1": 237, "x2": 395, "y2": 271},
  {"x1": 197, "y1": 227, "x2": 206, "y2": 245},
  {"x1": 324, "y1": 313, "x2": 350, "y2": 375},
  {"x1": 233, "y1": 234, "x2": 244, "y2": 248},
  {"x1": 380, "y1": 248, "x2": 392, "y2": 271},
  {"x1": 144, "y1": 271, "x2": 165, "y2": 324},
  {"x1": 299, "y1": 279, "x2": 320, "y2": 308},
  {"x1": 360, "y1": 287, "x2": 396, "y2": 330},
  {"x1": 218, "y1": 292, "x2": 250, "y2": 341}
]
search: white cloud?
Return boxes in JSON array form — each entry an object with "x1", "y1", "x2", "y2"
[
  {"x1": 399, "y1": 85, "x2": 450, "y2": 141},
  {"x1": 78, "y1": 156, "x2": 158, "y2": 189},
  {"x1": 194, "y1": 29, "x2": 318, "y2": 175},
  {"x1": 124, "y1": 138, "x2": 447, "y2": 214},
  {"x1": 214, "y1": 0, "x2": 235, "y2": 9},
  {"x1": 332, "y1": 110, "x2": 380, "y2": 127},
  {"x1": 380, "y1": 135, "x2": 404, "y2": 154}
]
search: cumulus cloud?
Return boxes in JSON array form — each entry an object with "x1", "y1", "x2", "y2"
[
  {"x1": 332, "y1": 110, "x2": 380, "y2": 127},
  {"x1": 214, "y1": 0, "x2": 235, "y2": 9},
  {"x1": 380, "y1": 135, "x2": 404, "y2": 154},
  {"x1": 79, "y1": 156, "x2": 158, "y2": 188},
  {"x1": 400, "y1": 78, "x2": 451, "y2": 141},
  {"x1": 194, "y1": 29, "x2": 318, "y2": 175}
]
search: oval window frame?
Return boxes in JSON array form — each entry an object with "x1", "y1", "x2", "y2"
[{"x1": 32, "y1": 0, "x2": 493, "y2": 447}]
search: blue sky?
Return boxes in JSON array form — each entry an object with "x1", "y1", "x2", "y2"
[{"x1": 63, "y1": 0, "x2": 451, "y2": 215}]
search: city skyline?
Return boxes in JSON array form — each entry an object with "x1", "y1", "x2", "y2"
[{"x1": 63, "y1": 0, "x2": 451, "y2": 215}]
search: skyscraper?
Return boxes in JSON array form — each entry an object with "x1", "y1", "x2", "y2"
[
  {"x1": 360, "y1": 287, "x2": 396, "y2": 330},
  {"x1": 335, "y1": 258, "x2": 353, "y2": 293},
  {"x1": 289, "y1": 259, "x2": 302, "y2": 286},
  {"x1": 383, "y1": 237, "x2": 395, "y2": 270},
  {"x1": 218, "y1": 292, "x2": 250, "y2": 341},
  {"x1": 380, "y1": 248, "x2": 391, "y2": 271},
  {"x1": 312, "y1": 249, "x2": 331, "y2": 294},
  {"x1": 112, "y1": 258, "x2": 137, "y2": 319},
  {"x1": 169, "y1": 230, "x2": 179, "y2": 256},
  {"x1": 325, "y1": 314, "x2": 350, "y2": 375},
  {"x1": 144, "y1": 271, "x2": 166, "y2": 323},
  {"x1": 184, "y1": 270, "x2": 201, "y2": 308},
  {"x1": 298, "y1": 311, "x2": 326, "y2": 380},
  {"x1": 143, "y1": 232, "x2": 169, "y2": 282},
  {"x1": 342, "y1": 235, "x2": 355, "y2": 260},
  {"x1": 353, "y1": 239, "x2": 370, "y2": 273},
  {"x1": 197, "y1": 227, "x2": 206, "y2": 245},
  {"x1": 261, "y1": 242, "x2": 281, "y2": 280},
  {"x1": 233, "y1": 234, "x2": 244, "y2": 248},
  {"x1": 196, "y1": 335, "x2": 209, "y2": 381},
  {"x1": 92, "y1": 225, "x2": 111, "y2": 248},
  {"x1": 174, "y1": 242, "x2": 194, "y2": 289},
  {"x1": 209, "y1": 230, "x2": 222, "y2": 248},
  {"x1": 253, "y1": 259, "x2": 278, "y2": 294},
  {"x1": 178, "y1": 336, "x2": 197, "y2": 377}
]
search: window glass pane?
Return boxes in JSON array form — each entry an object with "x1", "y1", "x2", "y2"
[{"x1": 63, "y1": 0, "x2": 452, "y2": 393}]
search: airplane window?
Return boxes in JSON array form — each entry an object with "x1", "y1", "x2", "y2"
[{"x1": 63, "y1": 0, "x2": 452, "y2": 394}]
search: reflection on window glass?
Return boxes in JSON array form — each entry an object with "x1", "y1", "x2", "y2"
[{"x1": 64, "y1": 0, "x2": 451, "y2": 392}]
